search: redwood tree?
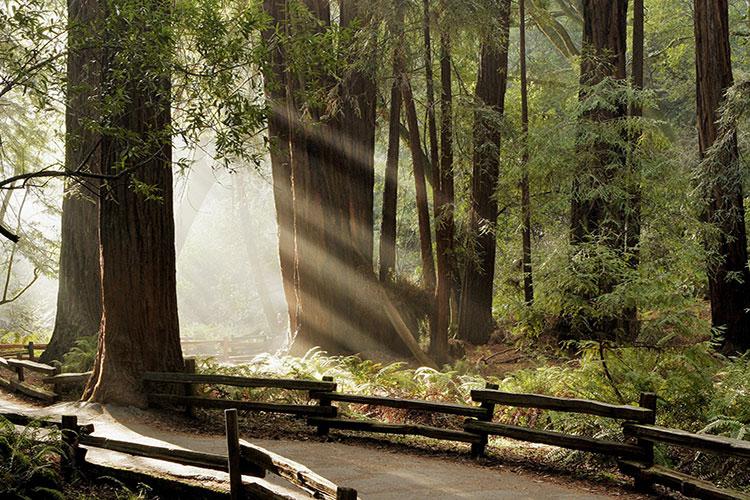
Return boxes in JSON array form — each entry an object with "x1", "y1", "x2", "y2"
[
  {"x1": 83, "y1": 0, "x2": 183, "y2": 406},
  {"x1": 519, "y1": 0, "x2": 533, "y2": 305},
  {"x1": 694, "y1": 0, "x2": 750, "y2": 354},
  {"x1": 457, "y1": 0, "x2": 511, "y2": 345},
  {"x1": 432, "y1": 23, "x2": 454, "y2": 362},
  {"x1": 42, "y1": 0, "x2": 101, "y2": 363},
  {"x1": 567, "y1": 0, "x2": 631, "y2": 341},
  {"x1": 379, "y1": 0, "x2": 406, "y2": 282}
]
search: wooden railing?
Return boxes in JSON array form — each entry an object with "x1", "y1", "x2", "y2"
[
  {"x1": 620, "y1": 424, "x2": 750, "y2": 500},
  {"x1": 143, "y1": 366, "x2": 750, "y2": 500},
  {"x1": 1, "y1": 408, "x2": 358, "y2": 499},
  {"x1": 0, "y1": 344, "x2": 91, "y2": 402}
]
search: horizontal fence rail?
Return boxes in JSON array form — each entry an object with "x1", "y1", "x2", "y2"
[
  {"x1": 623, "y1": 424, "x2": 750, "y2": 460},
  {"x1": 471, "y1": 389, "x2": 655, "y2": 423},
  {"x1": 144, "y1": 371, "x2": 336, "y2": 392},
  {"x1": 312, "y1": 392, "x2": 489, "y2": 418},
  {"x1": 464, "y1": 420, "x2": 644, "y2": 459}
]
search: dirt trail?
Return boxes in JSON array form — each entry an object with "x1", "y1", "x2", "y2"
[{"x1": 0, "y1": 394, "x2": 646, "y2": 499}]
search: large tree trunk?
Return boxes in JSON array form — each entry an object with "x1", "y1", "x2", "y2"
[
  {"x1": 262, "y1": 0, "x2": 298, "y2": 337},
  {"x1": 694, "y1": 0, "x2": 750, "y2": 354},
  {"x1": 83, "y1": 0, "x2": 183, "y2": 406},
  {"x1": 567, "y1": 0, "x2": 630, "y2": 342},
  {"x1": 288, "y1": 0, "x2": 391, "y2": 355},
  {"x1": 432, "y1": 28, "x2": 454, "y2": 363},
  {"x1": 41, "y1": 0, "x2": 102, "y2": 364},
  {"x1": 519, "y1": 0, "x2": 534, "y2": 305},
  {"x1": 378, "y1": 0, "x2": 405, "y2": 282},
  {"x1": 457, "y1": 0, "x2": 511, "y2": 345}
]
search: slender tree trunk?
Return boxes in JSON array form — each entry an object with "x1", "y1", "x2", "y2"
[
  {"x1": 457, "y1": 0, "x2": 511, "y2": 345},
  {"x1": 379, "y1": 0, "x2": 406, "y2": 282},
  {"x1": 519, "y1": 0, "x2": 534, "y2": 305},
  {"x1": 262, "y1": 0, "x2": 298, "y2": 336},
  {"x1": 622, "y1": 0, "x2": 644, "y2": 337},
  {"x1": 42, "y1": 0, "x2": 102, "y2": 363},
  {"x1": 83, "y1": 0, "x2": 183, "y2": 406},
  {"x1": 401, "y1": 76, "x2": 436, "y2": 293},
  {"x1": 567, "y1": 0, "x2": 629, "y2": 342},
  {"x1": 694, "y1": 0, "x2": 750, "y2": 354},
  {"x1": 432, "y1": 28, "x2": 454, "y2": 362}
]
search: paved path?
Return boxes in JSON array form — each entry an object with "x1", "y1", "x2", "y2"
[{"x1": 0, "y1": 395, "x2": 639, "y2": 499}]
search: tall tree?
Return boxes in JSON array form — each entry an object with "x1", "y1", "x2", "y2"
[
  {"x1": 519, "y1": 0, "x2": 533, "y2": 305},
  {"x1": 432, "y1": 13, "x2": 455, "y2": 362},
  {"x1": 41, "y1": 0, "x2": 102, "y2": 363},
  {"x1": 379, "y1": 0, "x2": 406, "y2": 282},
  {"x1": 457, "y1": 0, "x2": 511, "y2": 345},
  {"x1": 262, "y1": 0, "x2": 297, "y2": 336},
  {"x1": 401, "y1": 76, "x2": 437, "y2": 293},
  {"x1": 694, "y1": 0, "x2": 750, "y2": 354},
  {"x1": 83, "y1": 0, "x2": 183, "y2": 406},
  {"x1": 286, "y1": 0, "x2": 392, "y2": 354},
  {"x1": 567, "y1": 0, "x2": 630, "y2": 341}
]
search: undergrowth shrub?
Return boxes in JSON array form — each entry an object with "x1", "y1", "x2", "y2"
[{"x1": 0, "y1": 416, "x2": 64, "y2": 500}]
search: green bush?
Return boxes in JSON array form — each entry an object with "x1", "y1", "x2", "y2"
[{"x1": 0, "y1": 417, "x2": 65, "y2": 500}]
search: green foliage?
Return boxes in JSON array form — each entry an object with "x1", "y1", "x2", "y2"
[
  {"x1": 61, "y1": 336, "x2": 98, "y2": 373},
  {"x1": 0, "y1": 417, "x2": 64, "y2": 500}
]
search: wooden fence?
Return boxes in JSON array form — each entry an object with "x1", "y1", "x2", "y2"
[
  {"x1": 1, "y1": 408, "x2": 358, "y2": 499},
  {"x1": 143, "y1": 367, "x2": 750, "y2": 500},
  {"x1": 0, "y1": 342, "x2": 91, "y2": 402}
]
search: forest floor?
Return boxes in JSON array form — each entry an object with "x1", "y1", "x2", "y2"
[{"x1": 0, "y1": 389, "x2": 663, "y2": 499}]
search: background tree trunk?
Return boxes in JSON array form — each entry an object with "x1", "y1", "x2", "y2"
[
  {"x1": 379, "y1": 0, "x2": 405, "y2": 282},
  {"x1": 457, "y1": 0, "x2": 511, "y2": 345},
  {"x1": 694, "y1": 0, "x2": 750, "y2": 354},
  {"x1": 519, "y1": 0, "x2": 534, "y2": 305},
  {"x1": 83, "y1": 1, "x2": 183, "y2": 406},
  {"x1": 41, "y1": 0, "x2": 102, "y2": 364},
  {"x1": 567, "y1": 0, "x2": 630, "y2": 342},
  {"x1": 401, "y1": 77, "x2": 436, "y2": 294},
  {"x1": 262, "y1": 0, "x2": 298, "y2": 337},
  {"x1": 432, "y1": 27, "x2": 454, "y2": 363}
]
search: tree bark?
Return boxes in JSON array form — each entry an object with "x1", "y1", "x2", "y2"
[
  {"x1": 83, "y1": 0, "x2": 183, "y2": 406},
  {"x1": 432, "y1": 27, "x2": 454, "y2": 363},
  {"x1": 567, "y1": 0, "x2": 631, "y2": 342},
  {"x1": 519, "y1": 0, "x2": 534, "y2": 305},
  {"x1": 262, "y1": 0, "x2": 298, "y2": 337},
  {"x1": 401, "y1": 76, "x2": 436, "y2": 294},
  {"x1": 457, "y1": 0, "x2": 511, "y2": 345},
  {"x1": 694, "y1": 0, "x2": 750, "y2": 354},
  {"x1": 288, "y1": 0, "x2": 393, "y2": 355},
  {"x1": 42, "y1": 0, "x2": 102, "y2": 364},
  {"x1": 378, "y1": 0, "x2": 405, "y2": 282}
]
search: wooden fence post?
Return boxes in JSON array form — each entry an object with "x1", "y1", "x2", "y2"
[
  {"x1": 315, "y1": 376, "x2": 335, "y2": 437},
  {"x1": 184, "y1": 358, "x2": 196, "y2": 418},
  {"x1": 225, "y1": 408, "x2": 243, "y2": 500},
  {"x1": 61, "y1": 415, "x2": 79, "y2": 478},
  {"x1": 52, "y1": 365, "x2": 61, "y2": 396},
  {"x1": 336, "y1": 486, "x2": 358, "y2": 500},
  {"x1": 15, "y1": 358, "x2": 24, "y2": 382},
  {"x1": 27, "y1": 342, "x2": 35, "y2": 360},
  {"x1": 471, "y1": 382, "x2": 498, "y2": 458},
  {"x1": 634, "y1": 392, "x2": 657, "y2": 491}
]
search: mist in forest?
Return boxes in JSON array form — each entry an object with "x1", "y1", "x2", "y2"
[{"x1": 0, "y1": 140, "x2": 290, "y2": 351}]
